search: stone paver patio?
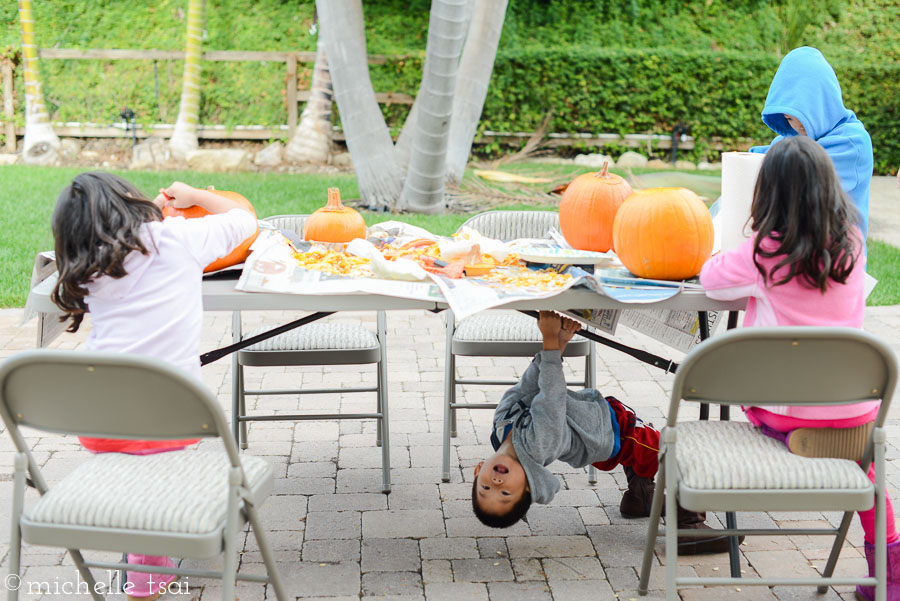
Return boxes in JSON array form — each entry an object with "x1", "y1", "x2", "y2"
[{"x1": 0, "y1": 302, "x2": 898, "y2": 601}]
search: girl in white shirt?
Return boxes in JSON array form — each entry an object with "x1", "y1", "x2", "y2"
[{"x1": 51, "y1": 172, "x2": 257, "y2": 601}]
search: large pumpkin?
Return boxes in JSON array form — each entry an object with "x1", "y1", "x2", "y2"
[
  {"x1": 612, "y1": 187, "x2": 713, "y2": 281},
  {"x1": 162, "y1": 189, "x2": 259, "y2": 273},
  {"x1": 303, "y1": 187, "x2": 367, "y2": 243},
  {"x1": 558, "y1": 162, "x2": 633, "y2": 252}
]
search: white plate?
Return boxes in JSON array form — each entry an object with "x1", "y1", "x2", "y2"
[{"x1": 512, "y1": 246, "x2": 613, "y2": 265}]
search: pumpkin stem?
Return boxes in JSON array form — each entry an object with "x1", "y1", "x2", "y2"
[
  {"x1": 599, "y1": 161, "x2": 609, "y2": 178},
  {"x1": 326, "y1": 187, "x2": 343, "y2": 211}
]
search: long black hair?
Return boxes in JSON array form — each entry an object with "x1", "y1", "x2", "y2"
[
  {"x1": 750, "y1": 135, "x2": 861, "y2": 293},
  {"x1": 51, "y1": 172, "x2": 162, "y2": 332}
]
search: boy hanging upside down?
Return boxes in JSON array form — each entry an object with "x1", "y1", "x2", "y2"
[{"x1": 471, "y1": 311, "x2": 740, "y2": 555}]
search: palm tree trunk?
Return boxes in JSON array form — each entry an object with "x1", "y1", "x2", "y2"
[
  {"x1": 317, "y1": 0, "x2": 404, "y2": 209},
  {"x1": 285, "y1": 37, "x2": 333, "y2": 164},
  {"x1": 398, "y1": 0, "x2": 468, "y2": 213},
  {"x1": 445, "y1": 0, "x2": 508, "y2": 185},
  {"x1": 169, "y1": 0, "x2": 204, "y2": 160},
  {"x1": 395, "y1": 0, "x2": 473, "y2": 169},
  {"x1": 18, "y1": 0, "x2": 58, "y2": 165}
]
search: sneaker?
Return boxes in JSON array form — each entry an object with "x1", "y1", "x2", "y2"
[
  {"x1": 619, "y1": 466, "x2": 656, "y2": 519},
  {"x1": 788, "y1": 422, "x2": 873, "y2": 461}
]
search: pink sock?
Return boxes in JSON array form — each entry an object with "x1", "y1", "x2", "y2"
[{"x1": 858, "y1": 463, "x2": 898, "y2": 545}]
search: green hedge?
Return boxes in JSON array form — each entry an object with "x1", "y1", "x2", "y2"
[
  {"x1": 378, "y1": 47, "x2": 900, "y2": 173},
  {"x1": 6, "y1": 46, "x2": 899, "y2": 173}
]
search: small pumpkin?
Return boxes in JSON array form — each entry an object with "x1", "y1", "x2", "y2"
[
  {"x1": 558, "y1": 161, "x2": 633, "y2": 252},
  {"x1": 303, "y1": 187, "x2": 367, "y2": 243},
  {"x1": 162, "y1": 189, "x2": 259, "y2": 273},
  {"x1": 611, "y1": 187, "x2": 713, "y2": 281}
]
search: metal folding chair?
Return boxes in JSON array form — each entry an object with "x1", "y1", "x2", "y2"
[
  {"x1": 233, "y1": 215, "x2": 391, "y2": 492},
  {"x1": 637, "y1": 327, "x2": 897, "y2": 600},
  {"x1": 0, "y1": 350, "x2": 287, "y2": 601}
]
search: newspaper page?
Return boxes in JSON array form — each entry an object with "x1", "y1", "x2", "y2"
[
  {"x1": 427, "y1": 264, "x2": 588, "y2": 321},
  {"x1": 619, "y1": 308, "x2": 721, "y2": 352},
  {"x1": 236, "y1": 230, "x2": 443, "y2": 303}
]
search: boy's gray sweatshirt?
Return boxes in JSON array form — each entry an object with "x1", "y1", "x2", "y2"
[{"x1": 492, "y1": 350, "x2": 616, "y2": 504}]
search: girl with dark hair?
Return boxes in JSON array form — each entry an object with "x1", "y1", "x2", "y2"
[
  {"x1": 51, "y1": 172, "x2": 257, "y2": 601},
  {"x1": 700, "y1": 136, "x2": 896, "y2": 601}
]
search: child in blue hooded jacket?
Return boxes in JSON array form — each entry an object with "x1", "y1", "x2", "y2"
[{"x1": 750, "y1": 46, "x2": 873, "y2": 240}]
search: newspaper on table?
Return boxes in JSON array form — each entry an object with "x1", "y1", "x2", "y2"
[
  {"x1": 236, "y1": 223, "x2": 716, "y2": 350},
  {"x1": 236, "y1": 228, "x2": 443, "y2": 303}
]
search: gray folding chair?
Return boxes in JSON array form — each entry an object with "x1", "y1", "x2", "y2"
[
  {"x1": 233, "y1": 214, "x2": 391, "y2": 493},
  {"x1": 0, "y1": 350, "x2": 287, "y2": 601},
  {"x1": 637, "y1": 327, "x2": 897, "y2": 601},
  {"x1": 442, "y1": 210, "x2": 597, "y2": 482}
]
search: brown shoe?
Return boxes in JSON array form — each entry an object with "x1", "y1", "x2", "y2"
[
  {"x1": 675, "y1": 506, "x2": 745, "y2": 555},
  {"x1": 788, "y1": 423, "x2": 873, "y2": 462},
  {"x1": 619, "y1": 466, "x2": 656, "y2": 519}
]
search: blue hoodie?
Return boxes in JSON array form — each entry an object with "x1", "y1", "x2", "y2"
[{"x1": 750, "y1": 47, "x2": 873, "y2": 238}]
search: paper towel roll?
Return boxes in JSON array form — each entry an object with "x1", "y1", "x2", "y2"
[{"x1": 717, "y1": 151, "x2": 766, "y2": 253}]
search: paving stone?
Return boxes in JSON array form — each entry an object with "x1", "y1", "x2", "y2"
[
  {"x1": 547, "y1": 578, "x2": 618, "y2": 601},
  {"x1": 578, "y1": 506, "x2": 611, "y2": 526},
  {"x1": 257, "y1": 494, "x2": 307, "y2": 531},
  {"x1": 771, "y1": 585, "x2": 845, "y2": 600},
  {"x1": 287, "y1": 460, "x2": 337, "y2": 478},
  {"x1": 743, "y1": 549, "x2": 822, "y2": 580},
  {"x1": 511, "y1": 558, "x2": 545, "y2": 581},
  {"x1": 423, "y1": 581, "x2": 488, "y2": 601},
  {"x1": 525, "y1": 506, "x2": 587, "y2": 536},
  {"x1": 386, "y1": 483, "x2": 442, "y2": 510},
  {"x1": 476, "y1": 537, "x2": 508, "y2": 559},
  {"x1": 337, "y1": 468, "x2": 386, "y2": 493},
  {"x1": 420, "y1": 538, "x2": 479, "y2": 560},
  {"x1": 541, "y1": 556, "x2": 606, "y2": 580},
  {"x1": 277, "y1": 560, "x2": 362, "y2": 597},
  {"x1": 308, "y1": 492, "x2": 387, "y2": 512},
  {"x1": 305, "y1": 511, "x2": 362, "y2": 540},
  {"x1": 422, "y1": 559, "x2": 454, "y2": 584},
  {"x1": 486, "y1": 581, "x2": 552, "y2": 601},
  {"x1": 680, "y1": 587, "x2": 778, "y2": 600},
  {"x1": 506, "y1": 535, "x2": 597, "y2": 559},
  {"x1": 587, "y1": 524, "x2": 654, "y2": 567},
  {"x1": 450, "y1": 558, "x2": 515, "y2": 582},
  {"x1": 361, "y1": 538, "x2": 421, "y2": 572},
  {"x1": 361, "y1": 570, "x2": 423, "y2": 597},
  {"x1": 302, "y1": 539, "x2": 361, "y2": 563},
  {"x1": 453, "y1": 508, "x2": 524, "y2": 534},
  {"x1": 362, "y1": 510, "x2": 445, "y2": 538}
]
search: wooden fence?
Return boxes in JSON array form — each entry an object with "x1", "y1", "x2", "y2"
[{"x1": 0, "y1": 47, "x2": 736, "y2": 152}]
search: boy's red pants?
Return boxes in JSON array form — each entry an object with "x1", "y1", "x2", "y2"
[{"x1": 591, "y1": 396, "x2": 660, "y2": 478}]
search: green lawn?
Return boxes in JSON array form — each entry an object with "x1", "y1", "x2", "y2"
[{"x1": 2, "y1": 164, "x2": 897, "y2": 308}]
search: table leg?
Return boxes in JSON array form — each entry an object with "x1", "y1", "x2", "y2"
[
  {"x1": 698, "y1": 312, "x2": 710, "y2": 421},
  {"x1": 725, "y1": 310, "x2": 742, "y2": 577}
]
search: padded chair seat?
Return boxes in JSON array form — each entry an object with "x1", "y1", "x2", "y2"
[
  {"x1": 453, "y1": 312, "x2": 589, "y2": 357},
  {"x1": 25, "y1": 451, "x2": 273, "y2": 535},
  {"x1": 239, "y1": 322, "x2": 380, "y2": 366},
  {"x1": 675, "y1": 421, "x2": 873, "y2": 511}
]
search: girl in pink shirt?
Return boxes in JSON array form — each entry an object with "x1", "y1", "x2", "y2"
[{"x1": 700, "y1": 136, "x2": 896, "y2": 601}]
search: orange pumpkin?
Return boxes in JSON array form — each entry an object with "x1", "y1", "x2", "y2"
[
  {"x1": 611, "y1": 187, "x2": 713, "y2": 281},
  {"x1": 558, "y1": 162, "x2": 633, "y2": 252},
  {"x1": 303, "y1": 187, "x2": 367, "y2": 243},
  {"x1": 162, "y1": 189, "x2": 259, "y2": 273}
]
